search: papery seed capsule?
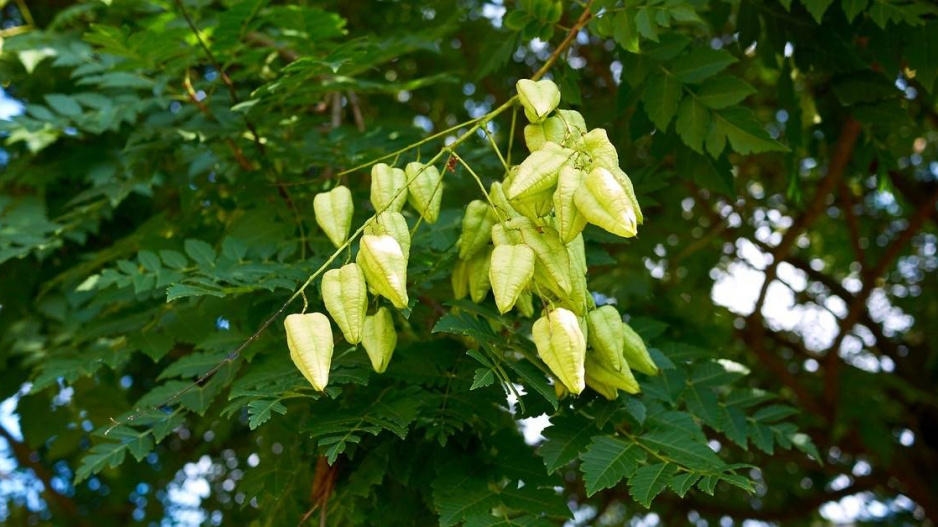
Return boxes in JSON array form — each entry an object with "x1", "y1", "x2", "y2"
[
  {"x1": 582, "y1": 128, "x2": 619, "y2": 171},
  {"x1": 313, "y1": 186, "x2": 353, "y2": 249},
  {"x1": 610, "y1": 166, "x2": 644, "y2": 226},
  {"x1": 525, "y1": 110, "x2": 588, "y2": 152},
  {"x1": 457, "y1": 200, "x2": 497, "y2": 260},
  {"x1": 517, "y1": 79, "x2": 561, "y2": 123},
  {"x1": 490, "y1": 181, "x2": 521, "y2": 219},
  {"x1": 519, "y1": 224, "x2": 572, "y2": 295},
  {"x1": 586, "y1": 306, "x2": 625, "y2": 372},
  {"x1": 370, "y1": 163, "x2": 408, "y2": 213},
  {"x1": 532, "y1": 308, "x2": 586, "y2": 394},
  {"x1": 574, "y1": 166, "x2": 640, "y2": 238},
  {"x1": 321, "y1": 263, "x2": 368, "y2": 345},
  {"x1": 356, "y1": 234, "x2": 409, "y2": 309},
  {"x1": 362, "y1": 307, "x2": 397, "y2": 373},
  {"x1": 451, "y1": 257, "x2": 471, "y2": 300},
  {"x1": 622, "y1": 321, "x2": 659, "y2": 376},
  {"x1": 553, "y1": 165, "x2": 588, "y2": 244},
  {"x1": 516, "y1": 288, "x2": 535, "y2": 318},
  {"x1": 405, "y1": 162, "x2": 443, "y2": 223},
  {"x1": 365, "y1": 211, "x2": 411, "y2": 257},
  {"x1": 468, "y1": 247, "x2": 493, "y2": 304},
  {"x1": 508, "y1": 142, "x2": 574, "y2": 200},
  {"x1": 284, "y1": 312, "x2": 334, "y2": 392},
  {"x1": 585, "y1": 351, "x2": 640, "y2": 400},
  {"x1": 489, "y1": 244, "x2": 535, "y2": 314}
]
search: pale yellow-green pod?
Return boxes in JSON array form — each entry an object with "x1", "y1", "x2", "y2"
[
  {"x1": 490, "y1": 181, "x2": 521, "y2": 219},
  {"x1": 532, "y1": 308, "x2": 586, "y2": 394},
  {"x1": 561, "y1": 265, "x2": 591, "y2": 316},
  {"x1": 467, "y1": 247, "x2": 492, "y2": 304},
  {"x1": 489, "y1": 244, "x2": 535, "y2": 314},
  {"x1": 508, "y1": 142, "x2": 574, "y2": 200},
  {"x1": 582, "y1": 128, "x2": 619, "y2": 171},
  {"x1": 585, "y1": 351, "x2": 640, "y2": 400},
  {"x1": 525, "y1": 110, "x2": 588, "y2": 152},
  {"x1": 610, "y1": 166, "x2": 644, "y2": 226},
  {"x1": 492, "y1": 223, "x2": 520, "y2": 247},
  {"x1": 362, "y1": 307, "x2": 397, "y2": 373},
  {"x1": 405, "y1": 162, "x2": 443, "y2": 223},
  {"x1": 553, "y1": 165, "x2": 588, "y2": 244},
  {"x1": 370, "y1": 163, "x2": 408, "y2": 213},
  {"x1": 356, "y1": 235, "x2": 409, "y2": 309},
  {"x1": 511, "y1": 188, "x2": 555, "y2": 222},
  {"x1": 517, "y1": 79, "x2": 561, "y2": 123},
  {"x1": 313, "y1": 185, "x2": 353, "y2": 249},
  {"x1": 321, "y1": 263, "x2": 368, "y2": 345},
  {"x1": 519, "y1": 224, "x2": 572, "y2": 295},
  {"x1": 451, "y1": 257, "x2": 470, "y2": 300},
  {"x1": 516, "y1": 288, "x2": 535, "y2": 318},
  {"x1": 365, "y1": 211, "x2": 411, "y2": 257},
  {"x1": 574, "y1": 166, "x2": 639, "y2": 238},
  {"x1": 284, "y1": 312, "x2": 334, "y2": 392},
  {"x1": 586, "y1": 306, "x2": 625, "y2": 372},
  {"x1": 457, "y1": 200, "x2": 497, "y2": 260},
  {"x1": 567, "y1": 233, "x2": 588, "y2": 274},
  {"x1": 622, "y1": 321, "x2": 659, "y2": 376}
]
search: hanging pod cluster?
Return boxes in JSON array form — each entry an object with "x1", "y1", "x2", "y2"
[
  {"x1": 287, "y1": 160, "x2": 445, "y2": 391},
  {"x1": 450, "y1": 78, "x2": 656, "y2": 398}
]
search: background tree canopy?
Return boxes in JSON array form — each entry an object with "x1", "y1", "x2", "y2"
[{"x1": 1, "y1": 0, "x2": 937, "y2": 524}]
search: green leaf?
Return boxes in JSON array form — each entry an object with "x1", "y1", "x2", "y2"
[
  {"x1": 675, "y1": 96, "x2": 710, "y2": 153},
  {"x1": 471, "y1": 368, "x2": 496, "y2": 389},
  {"x1": 499, "y1": 486, "x2": 570, "y2": 519},
  {"x1": 184, "y1": 239, "x2": 217, "y2": 268},
  {"x1": 753, "y1": 404, "x2": 798, "y2": 423},
  {"x1": 749, "y1": 422, "x2": 775, "y2": 454},
  {"x1": 669, "y1": 472, "x2": 700, "y2": 497},
  {"x1": 539, "y1": 416, "x2": 596, "y2": 473},
  {"x1": 628, "y1": 463, "x2": 677, "y2": 507},
  {"x1": 44, "y1": 94, "x2": 83, "y2": 117},
  {"x1": 247, "y1": 398, "x2": 287, "y2": 429},
  {"x1": 579, "y1": 436, "x2": 647, "y2": 496},
  {"x1": 613, "y1": 10, "x2": 640, "y2": 53},
  {"x1": 842, "y1": 0, "x2": 869, "y2": 21},
  {"x1": 803, "y1": 0, "x2": 835, "y2": 22},
  {"x1": 696, "y1": 76, "x2": 757, "y2": 109},
  {"x1": 720, "y1": 406, "x2": 749, "y2": 449},
  {"x1": 159, "y1": 250, "x2": 188, "y2": 269},
  {"x1": 641, "y1": 429, "x2": 725, "y2": 470},
  {"x1": 643, "y1": 71, "x2": 683, "y2": 130},
  {"x1": 670, "y1": 48, "x2": 737, "y2": 83},
  {"x1": 634, "y1": 7, "x2": 659, "y2": 42},
  {"x1": 707, "y1": 107, "x2": 789, "y2": 156},
  {"x1": 685, "y1": 384, "x2": 721, "y2": 430}
]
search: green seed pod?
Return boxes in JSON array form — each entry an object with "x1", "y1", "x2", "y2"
[
  {"x1": 370, "y1": 163, "x2": 407, "y2": 213},
  {"x1": 356, "y1": 234, "x2": 409, "y2": 309},
  {"x1": 568, "y1": 233, "x2": 587, "y2": 273},
  {"x1": 405, "y1": 162, "x2": 443, "y2": 223},
  {"x1": 574, "y1": 166, "x2": 640, "y2": 238},
  {"x1": 610, "y1": 166, "x2": 644, "y2": 226},
  {"x1": 586, "y1": 306, "x2": 625, "y2": 372},
  {"x1": 451, "y1": 257, "x2": 470, "y2": 300},
  {"x1": 457, "y1": 200, "x2": 497, "y2": 260},
  {"x1": 622, "y1": 321, "x2": 659, "y2": 376},
  {"x1": 490, "y1": 181, "x2": 521, "y2": 219},
  {"x1": 313, "y1": 186, "x2": 353, "y2": 249},
  {"x1": 321, "y1": 263, "x2": 368, "y2": 345},
  {"x1": 525, "y1": 110, "x2": 588, "y2": 152},
  {"x1": 585, "y1": 351, "x2": 640, "y2": 400},
  {"x1": 553, "y1": 165, "x2": 588, "y2": 244},
  {"x1": 362, "y1": 307, "x2": 397, "y2": 373},
  {"x1": 519, "y1": 223, "x2": 572, "y2": 295},
  {"x1": 489, "y1": 244, "x2": 535, "y2": 314},
  {"x1": 284, "y1": 312, "x2": 334, "y2": 392},
  {"x1": 532, "y1": 308, "x2": 586, "y2": 394},
  {"x1": 582, "y1": 128, "x2": 619, "y2": 171},
  {"x1": 508, "y1": 142, "x2": 574, "y2": 200},
  {"x1": 517, "y1": 79, "x2": 561, "y2": 123},
  {"x1": 516, "y1": 289, "x2": 535, "y2": 318},
  {"x1": 365, "y1": 211, "x2": 411, "y2": 257},
  {"x1": 467, "y1": 247, "x2": 492, "y2": 304}
]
